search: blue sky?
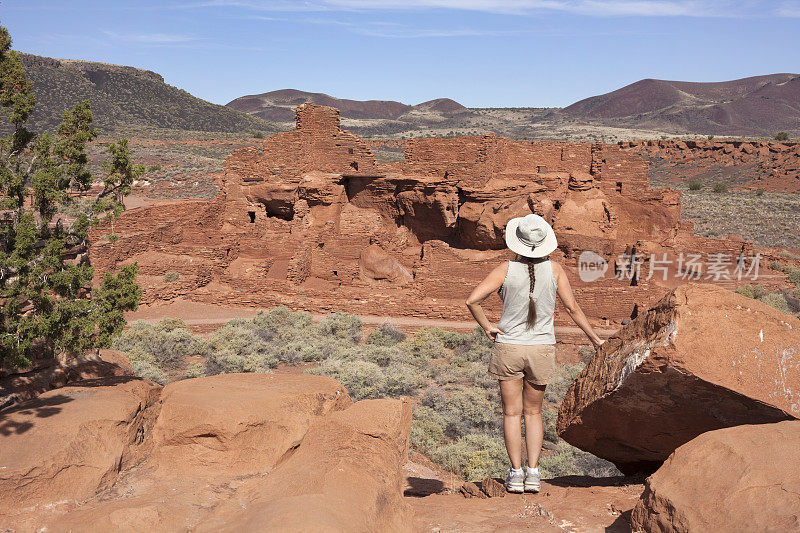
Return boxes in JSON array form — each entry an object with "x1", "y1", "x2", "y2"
[{"x1": 2, "y1": 1, "x2": 798, "y2": 107}]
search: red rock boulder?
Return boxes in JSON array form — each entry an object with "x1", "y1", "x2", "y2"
[
  {"x1": 0, "y1": 377, "x2": 161, "y2": 524},
  {"x1": 557, "y1": 284, "x2": 800, "y2": 473},
  {"x1": 631, "y1": 420, "x2": 800, "y2": 532}
]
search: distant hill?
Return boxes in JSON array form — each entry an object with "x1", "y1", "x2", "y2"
[
  {"x1": 16, "y1": 53, "x2": 277, "y2": 134},
  {"x1": 562, "y1": 74, "x2": 800, "y2": 136},
  {"x1": 226, "y1": 89, "x2": 469, "y2": 122}
]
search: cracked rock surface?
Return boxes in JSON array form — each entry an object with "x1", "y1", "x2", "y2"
[{"x1": 0, "y1": 373, "x2": 413, "y2": 532}]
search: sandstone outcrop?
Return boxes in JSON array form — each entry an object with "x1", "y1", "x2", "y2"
[
  {"x1": 0, "y1": 377, "x2": 161, "y2": 514},
  {"x1": 557, "y1": 284, "x2": 800, "y2": 474},
  {"x1": 631, "y1": 420, "x2": 800, "y2": 532},
  {"x1": 0, "y1": 372, "x2": 413, "y2": 531},
  {"x1": 89, "y1": 104, "x2": 755, "y2": 325}
]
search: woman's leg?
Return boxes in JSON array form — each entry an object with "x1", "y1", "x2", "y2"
[
  {"x1": 499, "y1": 378, "x2": 524, "y2": 469},
  {"x1": 522, "y1": 380, "x2": 547, "y2": 468}
]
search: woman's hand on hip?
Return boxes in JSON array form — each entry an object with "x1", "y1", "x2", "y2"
[{"x1": 484, "y1": 325, "x2": 505, "y2": 342}]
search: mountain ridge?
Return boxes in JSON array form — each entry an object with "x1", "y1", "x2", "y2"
[{"x1": 16, "y1": 53, "x2": 277, "y2": 134}]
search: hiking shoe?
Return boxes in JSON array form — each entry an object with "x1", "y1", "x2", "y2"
[
  {"x1": 524, "y1": 468, "x2": 541, "y2": 493},
  {"x1": 505, "y1": 469, "x2": 524, "y2": 493}
]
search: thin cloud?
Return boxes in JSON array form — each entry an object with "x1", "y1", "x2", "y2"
[
  {"x1": 178, "y1": 0, "x2": 797, "y2": 17},
  {"x1": 103, "y1": 31, "x2": 197, "y2": 44},
  {"x1": 776, "y1": 1, "x2": 800, "y2": 16}
]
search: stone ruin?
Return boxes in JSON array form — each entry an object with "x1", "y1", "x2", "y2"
[{"x1": 89, "y1": 103, "x2": 758, "y2": 324}]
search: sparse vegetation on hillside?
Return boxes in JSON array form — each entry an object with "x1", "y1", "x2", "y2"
[
  {"x1": 113, "y1": 308, "x2": 619, "y2": 481},
  {"x1": 16, "y1": 53, "x2": 278, "y2": 134}
]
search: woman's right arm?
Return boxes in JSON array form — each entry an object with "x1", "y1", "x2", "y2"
[
  {"x1": 466, "y1": 262, "x2": 508, "y2": 341},
  {"x1": 552, "y1": 261, "x2": 604, "y2": 349}
]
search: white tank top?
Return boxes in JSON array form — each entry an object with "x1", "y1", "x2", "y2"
[{"x1": 496, "y1": 259, "x2": 557, "y2": 345}]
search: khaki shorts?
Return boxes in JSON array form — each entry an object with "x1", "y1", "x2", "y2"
[{"x1": 488, "y1": 342, "x2": 556, "y2": 385}]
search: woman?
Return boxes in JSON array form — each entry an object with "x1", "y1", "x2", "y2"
[{"x1": 466, "y1": 213, "x2": 604, "y2": 493}]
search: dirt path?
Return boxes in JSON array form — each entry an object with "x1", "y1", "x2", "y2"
[{"x1": 127, "y1": 299, "x2": 620, "y2": 337}]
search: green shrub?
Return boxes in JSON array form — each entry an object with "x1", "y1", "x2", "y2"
[
  {"x1": 365, "y1": 323, "x2": 407, "y2": 346},
  {"x1": 126, "y1": 350, "x2": 169, "y2": 385},
  {"x1": 787, "y1": 268, "x2": 800, "y2": 287},
  {"x1": 687, "y1": 179, "x2": 702, "y2": 191},
  {"x1": 184, "y1": 361, "x2": 205, "y2": 379},
  {"x1": 450, "y1": 327, "x2": 493, "y2": 366},
  {"x1": 398, "y1": 327, "x2": 455, "y2": 366},
  {"x1": 442, "y1": 387, "x2": 498, "y2": 438},
  {"x1": 758, "y1": 293, "x2": 791, "y2": 314},
  {"x1": 251, "y1": 306, "x2": 313, "y2": 341},
  {"x1": 542, "y1": 406, "x2": 559, "y2": 443},
  {"x1": 539, "y1": 443, "x2": 620, "y2": 479},
  {"x1": 315, "y1": 312, "x2": 362, "y2": 344},
  {"x1": 163, "y1": 270, "x2": 179, "y2": 282},
  {"x1": 204, "y1": 321, "x2": 278, "y2": 374},
  {"x1": 774, "y1": 132, "x2": 789, "y2": 141},
  {"x1": 735, "y1": 284, "x2": 766, "y2": 300},
  {"x1": 712, "y1": 182, "x2": 728, "y2": 193},
  {"x1": 384, "y1": 364, "x2": 427, "y2": 396},
  {"x1": 430, "y1": 433, "x2": 508, "y2": 481},
  {"x1": 544, "y1": 363, "x2": 585, "y2": 404},
  {"x1": 755, "y1": 188, "x2": 765, "y2": 197},
  {"x1": 306, "y1": 359, "x2": 386, "y2": 400},
  {"x1": 410, "y1": 405, "x2": 447, "y2": 454},
  {"x1": 112, "y1": 319, "x2": 204, "y2": 371}
]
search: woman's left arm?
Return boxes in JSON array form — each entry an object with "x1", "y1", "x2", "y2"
[{"x1": 466, "y1": 262, "x2": 508, "y2": 341}]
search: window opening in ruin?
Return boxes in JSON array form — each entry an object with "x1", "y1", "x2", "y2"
[
  {"x1": 263, "y1": 204, "x2": 294, "y2": 221},
  {"x1": 226, "y1": 248, "x2": 230, "y2": 256},
  {"x1": 348, "y1": 148, "x2": 354, "y2": 154},
  {"x1": 553, "y1": 200, "x2": 562, "y2": 211},
  {"x1": 616, "y1": 181, "x2": 623, "y2": 193},
  {"x1": 333, "y1": 270, "x2": 338, "y2": 276},
  {"x1": 350, "y1": 161, "x2": 358, "y2": 171},
  {"x1": 248, "y1": 211, "x2": 256, "y2": 223}
]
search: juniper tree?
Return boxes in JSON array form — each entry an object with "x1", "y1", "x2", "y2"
[{"x1": 0, "y1": 26, "x2": 141, "y2": 368}]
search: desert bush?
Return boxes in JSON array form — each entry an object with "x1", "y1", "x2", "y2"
[
  {"x1": 450, "y1": 326, "x2": 493, "y2": 365},
  {"x1": 204, "y1": 349, "x2": 272, "y2": 375},
  {"x1": 755, "y1": 188, "x2": 765, "y2": 197},
  {"x1": 306, "y1": 359, "x2": 386, "y2": 400},
  {"x1": 441, "y1": 387, "x2": 498, "y2": 438},
  {"x1": 251, "y1": 306, "x2": 313, "y2": 341},
  {"x1": 542, "y1": 406, "x2": 559, "y2": 443},
  {"x1": 775, "y1": 132, "x2": 789, "y2": 141},
  {"x1": 399, "y1": 327, "x2": 455, "y2": 366},
  {"x1": 126, "y1": 349, "x2": 169, "y2": 385},
  {"x1": 204, "y1": 322, "x2": 278, "y2": 374},
  {"x1": 687, "y1": 179, "x2": 702, "y2": 190},
  {"x1": 539, "y1": 443, "x2": 620, "y2": 479},
  {"x1": 385, "y1": 363, "x2": 428, "y2": 396},
  {"x1": 758, "y1": 293, "x2": 791, "y2": 314},
  {"x1": 430, "y1": 433, "x2": 508, "y2": 481},
  {"x1": 735, "y1": 284, "x2": 766, "y2": 300},
  {"x1": 315, "y1": 312, "x2": 363, "y2": 344},
  {"x1": 410, "y1": 405, "x2": 447, "y2": 454},
  {"x1": 338, "y1": 344, "x2": 400, "y2": 367},
  {"x1": 184, "y1": 361, "x2": 205, "y2": 379},
  {"x1": 787, "y1": 268, "x2": 800, "y2": 287},
  {"x1": 365, "y1": 323, "x2": 407, "y2": 346},
  {"x1": 163, "y1": 270, "x2": 179, "y2": 282},
  {"x1": 544, "y1": 363, "x2": 585, "y2": 404},
  {"x1": 712, "y1": 182, "x2": 728, "y2": 193},
  {"x1": 112, "y1": 319, "x2": 204, "y2": 371}
]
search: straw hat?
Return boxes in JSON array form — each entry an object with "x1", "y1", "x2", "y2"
[{"x1": 504, "y1": 214, "x2": 558, "y2": 258}]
